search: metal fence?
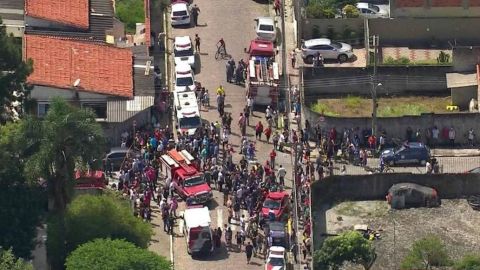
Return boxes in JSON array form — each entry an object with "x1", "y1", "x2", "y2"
[{"x1": 313, "y1": 154, "x2": 480, "y2": 176}]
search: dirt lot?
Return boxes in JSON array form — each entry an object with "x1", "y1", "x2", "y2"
[
  {"x1": 311, "y1": 96, "x2": 452, "y2": 117},
  {"x1": 326, "y1": 200, "x2": 480, "y2": 269}
]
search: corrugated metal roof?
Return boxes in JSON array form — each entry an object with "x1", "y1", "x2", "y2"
[
  {"x1": 446, "y1": 72, "x2": 478, "y2": 88},
  {"x1": 107, "y1": 96, "x2": 154, "y2": 122}
]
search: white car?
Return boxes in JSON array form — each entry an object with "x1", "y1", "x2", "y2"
[
  {"x1": 174, "y1": 36, "x2": 195, "y2": 70},
  {"x1": 174, "y1": 64, "x2": 196, "y2": 92},
  {"x1": 171, "y1": 2, "x2": 191, "y2": 26},
  {"x1": 356, "y1": 2, "x2": 389, "y2": 18},
  {"x1": 265, "y1": 246, "x2": 286, "y2": 270},
  {"x1": 301, "y1": 38, "x2": 354, "y2": 63},
  {"x1": 255, "y1": 17, "x2": 276, "y2": 42}
]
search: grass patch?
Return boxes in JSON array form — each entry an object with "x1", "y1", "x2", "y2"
[
  {"x1": 116, "y1": 0, "x2": 145, "y2": 34},
  {"x1": 310, "y1": 102, "x2": 340, "y2": 116},
  {"x1": 378, "y1": 104, "x2": 428, "y2": 117},
  {"x1": 335, "y1": 201, "x2": 389, "y2": 218},
  {"x1": 345, "y1": 95, "x2": 363, "y2": 109}
]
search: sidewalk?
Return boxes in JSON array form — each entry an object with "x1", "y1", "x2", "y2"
[{"x1": 431, "y1": 148, "x2": 480, "y2": 157}]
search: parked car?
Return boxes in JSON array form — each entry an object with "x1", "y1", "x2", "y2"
[
  {"x1": 301, "y1": 38, "x2": 354, "y2": 63},
  {"x1": 381, "y1": 142, "x2": 430, "y2": 166},
  {"x1": 174, "y1": 63, "x2": 196, "y2": 92},
  {"x1": 386, "y1": 183, "x2": 440, "y2": 209},
  {"x1": 356, "y1": 2, "x2": 389, "y2": 18},
  {"x1": 265, "y1": 221, "x2": 289, "y2": 248},
  {"x1": 103, "y1": 147, "x2": 136, "y2": 171},
  {"x1": 465, "y1": 167, "x2": 480, "y2": 173},
  {"x1": 255, "y1": 17, "x2": 276, "y2": 42},
  {"x1": 174, "y1": 36, "x2": 195, "y2": 70},
  {"x1": 171, "y1": 2, "x2": 191, "y2": 26},
  {"x1": 265, "y1": 246, "x2": 286, "y2": 270},
  {"x1": 261, "y1": 191, "x2": 290, "y2": 221}
]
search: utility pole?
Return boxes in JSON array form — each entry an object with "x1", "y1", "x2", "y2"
[
  {"x1": 371, "y1": 35, "x2": 379, "y2": 138},
  {"x1": 280, "y1": 0, "x2": 288, "y2": 112}
]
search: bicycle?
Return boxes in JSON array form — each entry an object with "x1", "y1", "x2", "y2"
[{"x1": 215, "y1": 45, "x2": 228, "y2": 60}]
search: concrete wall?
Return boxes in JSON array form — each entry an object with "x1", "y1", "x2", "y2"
[
  {"x1": 452, "y1": 47, "x2": 480, "y2": 72},
  {"x1": 451, "y1": 85, "x2": 477, "y2": 109},
  {"x1": 311, "y1": 173, "x2": 480, "y2": 249},
  {"x1": 303, "y1": 66, "x2": 451, "y2": 96},
  {"x1": 304, "y1": 106, "x2": 480, "y2": 144}
]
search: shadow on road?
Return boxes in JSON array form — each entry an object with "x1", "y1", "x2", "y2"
[{"x1": 192, "y1": 245, "x2": 230, "y2": 261}]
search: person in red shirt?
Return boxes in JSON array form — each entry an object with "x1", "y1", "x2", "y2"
[
  {"x1": 270, "y1": 149, "x2": 277, "y2": 169},
  {"x1": 255, "y1": 121, "x2": 264, "y2": 141},
  {"x1": 264, "y1": 126, "x2": 272, "y2": 143}
]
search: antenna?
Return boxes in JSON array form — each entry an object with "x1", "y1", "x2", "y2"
[{"x1": 73, "y1": 79, "x2": 81, "y2": 87}]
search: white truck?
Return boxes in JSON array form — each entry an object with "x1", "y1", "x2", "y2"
[{"x1": 182, "y1": 206, "x2": 214, "y2": 255}]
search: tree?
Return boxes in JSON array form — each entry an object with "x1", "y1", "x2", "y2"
[
  {"x1": 401, "y1": 235, "x2": 452, "y2": 270},
  {"x1": 23, "y1": 98, "x2": 106, "y2": 269},
  {"x1": 314, "y1": 231, "x2": 376, "y2": 270},
  {"x1": 0, "y1": 248, "x2": 33, "y2": 270},
  {"x1": 65, "y1": 239, "x2": 171, "y2": 270},
  {"x1": 0, "y1": 122, "x2": 46, "y2": 258},
  {"x1": 65, "y1": 193, "x2": 152, "y2": 253},
  {"x1": 0, "y1": 18, "x2": 33, "y2": 123},
  {"x1": 454, "y1": 254, "x2": 480, "y2": 270}
]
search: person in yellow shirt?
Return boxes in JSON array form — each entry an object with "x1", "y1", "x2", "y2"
[{"x1": 216, "y1": 85, "x2": 225, "y2": 96}]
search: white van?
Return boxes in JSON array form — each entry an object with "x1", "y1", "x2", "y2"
[{"x1": 183, "y1": 206, "x2": 213, "y2": 255}]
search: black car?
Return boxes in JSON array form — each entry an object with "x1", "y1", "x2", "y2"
[
  {"x1": 265, "y1": 221, "x2": 289, "y2": 248},
  {"x1": 381, "y1": 142, "x2": 431, "y2": 166}
]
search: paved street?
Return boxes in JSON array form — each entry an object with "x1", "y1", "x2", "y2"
[{"x1": 150, "y1": 0, "x2": 299, "y2": 269}]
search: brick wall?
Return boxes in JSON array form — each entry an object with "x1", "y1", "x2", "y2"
[
  {"x1": 144, "y1": 0, "x2": 151, "y2": 47},
  {"x1": 396, "y1": 0, "x2": 425, "y2": 7},
  {"x1": 431, "y1": 0, "x2": 462, "y2": 6}
]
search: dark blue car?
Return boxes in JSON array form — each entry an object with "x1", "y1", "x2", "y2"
[{"x1": 381, "y1": 142, "x2": 431, "y2": 166}]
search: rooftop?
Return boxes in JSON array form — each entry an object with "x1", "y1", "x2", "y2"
[
  {"x1": 0, "y1": 0, "x2": 25, "y2": 10},
  {"x1": 24, "y1": 34, "x2": 133, "y2": 98},
  {"x1": 446, "y1": 72, "x2": 478, "y2": 88},
  {"x1": 25, "y1": 0, "x2": 90, "y2": 29}
]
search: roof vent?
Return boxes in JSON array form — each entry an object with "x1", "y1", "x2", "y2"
[
  {"x1": 182, "y1": 93, "x2": 188, "y2": 97},
  {"x1": 184, "y1": 102, "x2": 190, "y2": 106}
]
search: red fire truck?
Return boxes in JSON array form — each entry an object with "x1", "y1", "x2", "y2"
[
  {"x1": 160, "y1": 149, "x2": 212, "y2": 204},
  {"x1": 245, "y1": 39, "x2": 279, "y2": 108}
]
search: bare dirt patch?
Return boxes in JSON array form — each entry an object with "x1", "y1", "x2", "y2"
[
  {"x1": 326, "y1": 200, "x2": 480, "y2": 270},
  {"x1": 311, "y1": 96, "x2": 452, "y2": 117}
]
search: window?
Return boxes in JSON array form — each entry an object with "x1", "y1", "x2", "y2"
[
  {"x1": 259, "y1": 24, "x2": 274, "y2": 32},
  {"x1": 82, "y1": 103, "x2": 107, "y2": 119},
  {"x1": 38, "y1": 103, "x2": 50, "y2": 117},
  {"x1": 318, "y1": 45, "x2": 334, "y2": 50}
]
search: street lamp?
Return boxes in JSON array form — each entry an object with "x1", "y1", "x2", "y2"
[{"x1": 371, "y1": 82, "x2": 382, "y2": 138}]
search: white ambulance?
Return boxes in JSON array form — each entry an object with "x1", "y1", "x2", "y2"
[
  {"x1": 173, "y1": 90, "x2": 201, "y2": 135},
  {"x1": 182, "y1": 206, "x2": 214, "y2": 255}
]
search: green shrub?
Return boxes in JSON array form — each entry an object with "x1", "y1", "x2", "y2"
[
  {"x1": 342, "y1": 4, "x2": 359, "y2": 18},
  {"x1": 345, "y1": 95, "x2": 362, "y2": 109},
  {"x1": 116, "y1": 0, "x2": 145, "y2": 33},
  {"x1": 384, "y1": 56, "x2": 411, "y2": 65},
  {"x1": 66, "y1": 239, "x2": 171, "y2": 270},
  {"x1": 310, "y1": 102, "x2": 339, "y2": 116},
  {"x1": 65, "y1": 194, "x2": 152, "y2": 254}
]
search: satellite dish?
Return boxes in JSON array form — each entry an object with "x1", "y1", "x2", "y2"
[{"x1": 73, "y1": 79, "x2": 81, "y2": 87}]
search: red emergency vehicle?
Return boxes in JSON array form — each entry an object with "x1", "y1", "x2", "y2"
[
  {"x1": 160, "y1": 149, "x2": 212, "y2": 204},
  {"x1": 74, "y1": 170, "x2": 107, "y2": 193},
  {"x1": 245, "y1": 40, "x2": 279, "y2": 107}
]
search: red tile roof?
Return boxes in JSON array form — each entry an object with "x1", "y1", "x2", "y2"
[
  {"x1": 24, "y1": 34, "x2": 133, "y2": 98},
  {"x1": 25, "y1": 0, "x2": 90, "y2": 29}
]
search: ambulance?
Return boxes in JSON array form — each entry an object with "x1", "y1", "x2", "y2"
[
  {"x1": 182, "y1": 206, "x2": 214, "y2": 255},
  {"x1": 173, "y1": 90, "x2": 201, "y2": 135}
]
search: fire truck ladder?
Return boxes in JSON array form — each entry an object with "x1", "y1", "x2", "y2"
[{"x1": 260, "y1": 57, "x2": 268, "y2": 83}]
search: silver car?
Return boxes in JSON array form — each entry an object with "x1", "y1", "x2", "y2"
[{"x1": 301, "y1": 38, "x2": 354, "y2": 63}]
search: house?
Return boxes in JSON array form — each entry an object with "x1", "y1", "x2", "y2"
[
  {"x1": 0, "y1": 0, "x2": 25, "y2": 37},
  {"x1": 391, "y1": 0, "x2": 480, "y2": 18},
  {"x1": 23, "y1": 0, "x2": 156, "y2": 144},
  {"x1": 445, "y1": 47, "x2": 480, "y2": 110}
]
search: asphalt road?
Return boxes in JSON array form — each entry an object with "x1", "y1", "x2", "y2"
[{"x1": 161, "y1": 0, "x2": 297, "y2": 269}]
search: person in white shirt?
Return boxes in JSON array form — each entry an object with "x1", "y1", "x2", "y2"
[
  {"x1": 247, "y1": 96, "x2": 254, "y2": 116},
  {"x1": 278, "y1": 133, "x2": 285, "y2": 152},
  {"x1": 432, "y1": 126, "x2": 439, "y2": 147},
  {"x1": 277, "y1": 165, "x2": 287, "y2": 186},
  {"x1": 448, "y1": 127, "x2": 456, "y2": 147}
]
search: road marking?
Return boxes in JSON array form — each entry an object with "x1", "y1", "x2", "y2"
[{"x1": 217, "y1": 208, "x2": 223, "y2": 228}]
